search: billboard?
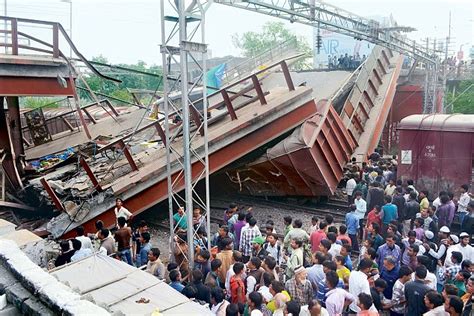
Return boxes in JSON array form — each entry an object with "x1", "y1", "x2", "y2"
[{"x1": 313, "y1": 29, "x2": 374, "y2": 68}]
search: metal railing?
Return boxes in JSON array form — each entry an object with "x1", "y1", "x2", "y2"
[
  {"x1": 221, "y1": 38, "x2": 299, "y2": 86},
  {"x1": 0, "y1": 16, "x2": 118, "y2": 83},
  {"x1": 20, "y1": 99, "x2": 121, "y2": 147}
]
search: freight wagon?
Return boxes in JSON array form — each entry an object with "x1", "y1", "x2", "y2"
[{"x1": 397, "y1": 114, "x2": 474, "y2": 199}]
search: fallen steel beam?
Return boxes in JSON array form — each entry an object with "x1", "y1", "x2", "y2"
[
  {"x1": 40, "y1": 178, "x2": 65, "y2": 212},
  {"x1": 79, "y1": 157, "x2": 103, "y2": 192}
]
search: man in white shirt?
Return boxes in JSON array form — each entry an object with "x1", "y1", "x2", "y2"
[
  {"x1": 354, "y1": 191, "x2": 367, "y2": 239},
  {"x1": 75, "y1": 226, "x2": 93, "y2": 251},
  {"x1": 407, "y1": 179, "x2": 418, "y2": 197},
  {"x1": 432, "y1": 191, "x2": 447, "y2": 210},
  {"x1": 423, "y1": 291, "x2": 448, "y2": 316},
  {"x1": 348, "y1": 258, "x2": 373, "y2": 313},
  {"x1": 446, "y1": 232, "x2": 474, "y2": 265},
  {"x1": 458, "y1": 184, "x2": 472, "y2": 224},
  {"x1": 426, "y1": 226, "x2": 450, "y2": 261},
  {"x1": 114, "y1": 198, "x2": 132, "y2": 224},
  {"x1": 411, "y1": 268, "x2": 437, "y2": 291},
  {"x1": 258, "y1": 272, "x2": 274, "y2": 302},
  {"x1": 384, "y1": 179, "x2": 397, "y2": 197},
  {"x1": 325, "y1": 271, "x2": 355, "y2": 315},
  {"x1": 444, "y1": 235, "x2": 461, "y2": 268},
  {"x1": 346, "y1": 175, "x2": 357, "y2": 204},
  {"x1": 354, "y1": 192, "x2": 367, "y2": 219}
]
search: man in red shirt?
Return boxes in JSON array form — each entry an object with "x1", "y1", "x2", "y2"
[
  {"x1": 230, "y1": 262, "x2": 246, "y2": 304},
  {"x1": 337, "y1": 225, "x2": 352, "y2": 246},
  {"x1": 310, "y1": 222, "x2": 327, "y2": 252},
  {"x1": 114, "y1": 216, "x2": 133, "y2": 265},
  {"x1": 365, "y1": 205, "x2": 382, "y2": 239}
]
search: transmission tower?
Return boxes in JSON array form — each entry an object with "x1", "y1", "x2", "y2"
[{"x1": 160, "y1": 0, "x2": 212, "y2": 267}]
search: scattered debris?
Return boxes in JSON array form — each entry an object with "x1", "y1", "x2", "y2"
[{"x1": 29, "y1": 147, "x2": 75, "y2": 173}]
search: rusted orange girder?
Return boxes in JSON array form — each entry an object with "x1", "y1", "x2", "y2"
[{"x1": 0, "y1": 77, "x2": 74, "y2": 96}]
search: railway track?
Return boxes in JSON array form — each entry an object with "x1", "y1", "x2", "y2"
[
  {"x1": 211, "y1": 196, "x2": 349, "y2": 221},
  {"x1": 150, "y1": 209, "x2": 287, "y2": 240},
  {"x1": 148, "y1": 195, "x2": 351, "y2": 245}
]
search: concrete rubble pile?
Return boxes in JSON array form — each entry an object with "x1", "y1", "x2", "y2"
[{"x1": 25, "y1": 128, "x2": 159, "y2": 220}]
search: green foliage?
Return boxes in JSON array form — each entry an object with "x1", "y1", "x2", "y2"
[
  {"x1": 80, "y1": 55, "x2": 163, "y2": 105},
  {"x1": 22, "y1": 97, "x2": 62, "y2": 109},
  {"x1": 232, "y1": 21, "x2": 312, "y2": 70},
  {"x1": 446, "y1": 79, "x2": 474, "y2": 114},
  {"x1": 110, "y1": 90, "x2": 133, "y2": 104}
]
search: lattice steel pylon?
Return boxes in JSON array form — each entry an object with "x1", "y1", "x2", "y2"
[
  {"x1": 160, "y1": 0, "x2": 212, "y2": 267},
  {"x1": 423, "y1": 62, "x2": 439, "y2": 114}
]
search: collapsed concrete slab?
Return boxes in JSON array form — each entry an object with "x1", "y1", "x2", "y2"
[
  {"x1": 50, "y1": 253, "x2": 213, "y2": 315},
  {"x1": 0, "y1": 239, "x2": 110, "y2": 315}
]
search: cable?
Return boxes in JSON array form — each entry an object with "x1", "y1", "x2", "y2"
[{"x1": 445, "y1": 83, "x2": 474, "y2": 112}]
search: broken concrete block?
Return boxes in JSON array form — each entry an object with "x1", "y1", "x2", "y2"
[
  {"x1": 62, "y1": 300, "x2": 110, "y2": 316},
  {"x1": 0, "y1": 220, "x2": 16, "y2": 237},
  {"x1": 0, "y1": 304, "x2": 20, "y2": 316},
  {"x1": 63, "y1": 201, "x2": 79, "y2": 218},
  {"x1": 0, "y1": 269, "x2": 18, "y2": 294},
  {"x1": 0, "y1": 240, "x2": 109, "y2": 315},
  {"x1": 48, "y1": 180, "x2": 67, "y2": 194},
  {"x1": 4, "y1": 283, "x2": 30, "y2": 311},
  {"x1": 0, "y1": 294, "x2": 6, "y2": 310},
  {"x1": 22, "y1": 297, "x2": 54, "y2": 316},
  {"x1": 20, "y1": 239, "x2": 59, "y2": 269}
]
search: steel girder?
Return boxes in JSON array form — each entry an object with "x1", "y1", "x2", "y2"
[{"x1": 216, "y1": 0, "x2": 436, "y2": 64}]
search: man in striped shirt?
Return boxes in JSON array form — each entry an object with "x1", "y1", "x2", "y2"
[{"x1": 239, "y1": 217, "x2": 261, "y2": 263}]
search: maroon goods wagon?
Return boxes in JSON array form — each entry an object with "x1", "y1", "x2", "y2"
[{"x1": 397, "y1": 114, "x2": 474, "y2": 198}]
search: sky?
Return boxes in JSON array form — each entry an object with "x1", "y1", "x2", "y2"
[{"x1": 3, "y1": 0, "x2": 473, "y2": 65}]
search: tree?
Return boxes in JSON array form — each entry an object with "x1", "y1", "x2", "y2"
[
  {"x1": 79, "y1": 56, "x2": 163, "y2": 105},
  {"x1": 446, "y1": 79, "x2": 474, "y2": 114},
  {"x1": 22, "y1": 97, "x2": 62, "y2": 109},
  {"x1": 232, "y1": 21, "x2": 311, "y2": 70}
]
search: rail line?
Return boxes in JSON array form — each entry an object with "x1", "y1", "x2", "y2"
[
  {"x1": 148, "y1": 195, "x2": 351, "y2": 244},
  {"x1": 211, "y1": 196, "x2": 349, "y2": 221}
]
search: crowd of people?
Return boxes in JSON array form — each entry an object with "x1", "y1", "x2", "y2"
[
  {"x1": 328, "y1": 53, "x2": 367, "y2": 71},
  {"x1": 52, "y1": 155, "x2": 474, "y2": 316}
]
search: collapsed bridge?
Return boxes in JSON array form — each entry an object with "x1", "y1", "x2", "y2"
[{"x1": 0, "y1": 16, "x2": 406, "y2": 238}]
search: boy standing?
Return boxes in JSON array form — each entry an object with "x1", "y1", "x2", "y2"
[{"x1": 387, "y1": 265, "x2": 413, "y2": 316}]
